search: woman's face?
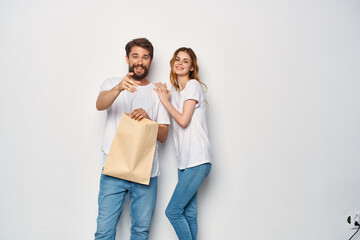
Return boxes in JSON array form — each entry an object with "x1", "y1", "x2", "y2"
[{"x1": 173, "y1": 51, "x2": 194, "y2": 77}]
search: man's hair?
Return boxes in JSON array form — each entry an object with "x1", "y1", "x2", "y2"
[{"x1": 125, "y1": 38, "x2": 154, "y2": 59}]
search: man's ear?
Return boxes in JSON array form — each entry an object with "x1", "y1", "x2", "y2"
[{"x1": 125, "y1": 55, "x2": 129, "y2": 64}]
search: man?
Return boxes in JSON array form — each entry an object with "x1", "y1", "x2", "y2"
[{"x1": 95, "y1": 38, "x2": 170, "y2": 240}]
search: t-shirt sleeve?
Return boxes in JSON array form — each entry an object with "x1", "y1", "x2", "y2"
[
  {"x1": 157, "y1": 102, "x2": 171, "y2": 125},
  {"x1": 99, "y1": 78, "x2": 116, "y2": 92},
  {"x1": 182, "y1": 80, "x2": 204, "y2": 107}
]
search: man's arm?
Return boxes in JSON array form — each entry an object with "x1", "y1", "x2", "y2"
[
  {"x1": 130, "y1": 109, "x2": 169, "y2": 143},
  {"x1": 96, "y1": 87, "x2": 121, "y2": 111},
  {"x1": 96, "y1": 73, "x2": 140, "y2": 111},
  {"x1": 157, "y1": 124, "x2": 168, "y2": 143}
]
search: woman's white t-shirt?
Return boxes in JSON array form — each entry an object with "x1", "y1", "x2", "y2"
[{"x1": 171, "y1": 79, "x2": 212, "y2": 169}]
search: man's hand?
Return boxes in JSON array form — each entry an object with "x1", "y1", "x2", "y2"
[
  {"x1": 117, "y1": 72, "x2": 141, "y2": 93},
  {"x1": 130, "y1": 108, "x2": 149, "y2": 121}
]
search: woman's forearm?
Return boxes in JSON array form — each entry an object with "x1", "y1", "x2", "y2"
[{"x1": 161, "y1": 99, "x2": 195, "y2": 128}]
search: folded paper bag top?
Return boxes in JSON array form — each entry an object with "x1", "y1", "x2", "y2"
[{"x1": 103, "y1": 113, "x2": 159, "y2": 185}]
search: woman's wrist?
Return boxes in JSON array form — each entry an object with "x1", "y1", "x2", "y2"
[{"x1": 162, "y1": 98, "x2": 172, "y2": 109}]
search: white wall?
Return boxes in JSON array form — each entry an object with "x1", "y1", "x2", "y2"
[{"x1": 0, "y1": 0, "x2": 359, "y2": 239}]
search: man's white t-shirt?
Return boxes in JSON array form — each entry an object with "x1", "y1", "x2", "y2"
[
  {"x1": 171, "y1": 79, "x2": 212, "y2": 169},
  {"x1": 100, "y1": 77, "x2": 170, "y2": 177}
]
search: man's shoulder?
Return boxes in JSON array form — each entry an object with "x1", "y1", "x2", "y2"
[
  {"x1": 104, "y1": 76, "x2": 123, "y2": 84},
  {"x1": 100, "y1": 76, "x2": 123, "y2": 92}
]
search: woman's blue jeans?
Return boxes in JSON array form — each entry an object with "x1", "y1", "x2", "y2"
[
  {"x1": 165, "y1": 163, "x2": 211, "y2": 240},
  {"x1": 95, "y1": 174, "x2": 157, "y2": 240}
]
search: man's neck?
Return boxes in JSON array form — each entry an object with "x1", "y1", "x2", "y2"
[{"x1": 137, "y1": 78, "x2": 151, "y2": 86}]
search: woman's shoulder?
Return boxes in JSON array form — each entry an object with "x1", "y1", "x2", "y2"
[
  {"x1": 188, "y1": 79, "x2": 201, "y2": 86},
  {"x1": 185, "y1": 79, "x2": 203, "y2": 90}
]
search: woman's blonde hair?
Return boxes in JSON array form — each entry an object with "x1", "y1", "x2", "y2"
[{"x1": 169, "y1": 47, "x2": 207, "y2": 92}]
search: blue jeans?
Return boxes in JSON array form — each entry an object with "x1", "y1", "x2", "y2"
[
  {"x1": 95, "y1": 173, "x2": 157, "y2": 240},
  {"x1": 165, "y1": 163, "x2": 211, "y2": 240}
]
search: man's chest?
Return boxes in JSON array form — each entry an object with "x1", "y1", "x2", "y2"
[{"x1": 120, "y1": 88, "x2": 158, "y2": 119}]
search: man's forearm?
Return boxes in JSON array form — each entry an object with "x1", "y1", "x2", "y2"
[
  {"x1": 157, "y1": 124, "x2": 168, "y2": 143},
  {"x1": 96, "y1": 86, "x2": 122, "y2": 111}
]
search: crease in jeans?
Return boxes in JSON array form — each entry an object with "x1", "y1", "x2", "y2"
[{"x1": 173, "y1": 166, "x2": 200, "y2": 240}]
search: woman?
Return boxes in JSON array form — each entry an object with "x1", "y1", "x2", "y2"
[{"x1": 154, "y1": 47, "x2": 212, "y2": 240}]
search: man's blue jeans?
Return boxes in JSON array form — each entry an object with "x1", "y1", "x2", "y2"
[
  {"x1": 95, "y1": 173, "x2": 157, "y2": 240},
  {"x1": 165, "y1": 163, "x2": 211, "y2": 240}
]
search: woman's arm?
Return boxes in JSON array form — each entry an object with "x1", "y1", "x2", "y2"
[
  {"x1": 154, "y1": 83, "x2": 197, "y2": 128},
  {"x1": 162, "y1": 99, "x2": 196, "y2": 128}
]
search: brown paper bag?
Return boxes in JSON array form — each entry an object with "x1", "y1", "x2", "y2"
[{"x1": 103, "y1": 113, "x2": 159, "y2": 185}]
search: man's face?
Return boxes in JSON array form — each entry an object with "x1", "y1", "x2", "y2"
[{"x1": 126, "y1": 46, "x2": 152, "y2": 80}]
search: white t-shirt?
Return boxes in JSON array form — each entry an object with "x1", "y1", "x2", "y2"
[
  {"x1": 171, "y1": 79, "x2": 212, "y2": 169},
  {"x1": 99, "y1": 77, "x2": 170, "y2": 177}
]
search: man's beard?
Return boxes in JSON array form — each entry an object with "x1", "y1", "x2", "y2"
[{"x1": 129, "y1": 63, "x2": 149, "y2": 80}]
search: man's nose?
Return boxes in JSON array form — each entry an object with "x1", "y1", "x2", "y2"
[{"x1": 137, "y1": 58, "x2": 143, "y2": 65}]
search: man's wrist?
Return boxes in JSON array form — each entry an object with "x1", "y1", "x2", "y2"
[{"x1": 115, "y1": 84, "x2": 123, "y2": 93}]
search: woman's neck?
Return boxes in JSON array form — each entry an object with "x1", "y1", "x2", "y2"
[{"x1": 177, "y1": 76, "x2": 191, "y2": 91}]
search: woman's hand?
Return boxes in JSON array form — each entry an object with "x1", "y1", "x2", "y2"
[{"x1": 154, "y1": 82, "x2": 170, "y2": 103}]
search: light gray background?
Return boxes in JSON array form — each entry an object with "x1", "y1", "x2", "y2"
[{"x1": 0, "y1": 0, "x2": 359, "y2": 239}]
